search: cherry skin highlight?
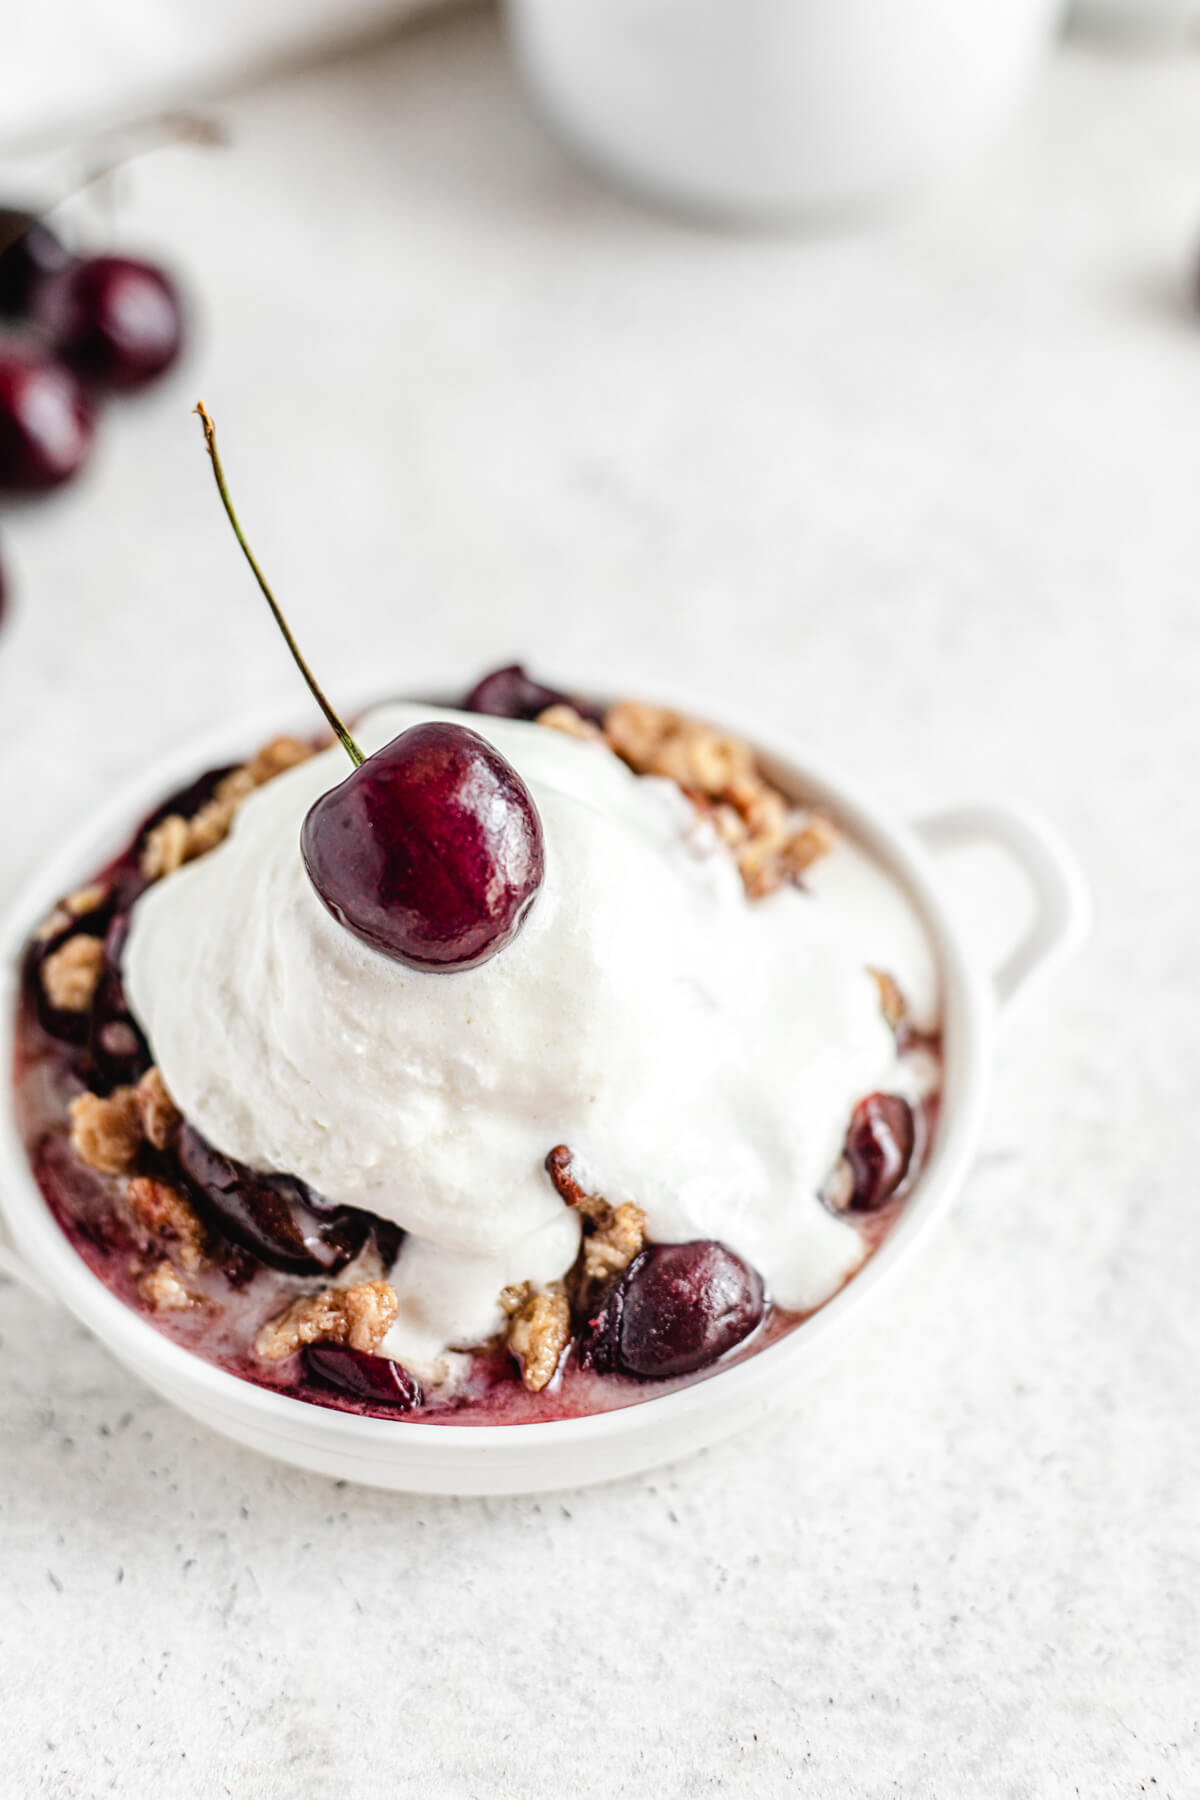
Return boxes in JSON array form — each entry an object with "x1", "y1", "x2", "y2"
[
  {"x1": 40, "y1": 254, "x2": 183, "y2": 392},
  {"x1": 304, "y1": 1345, "x2": 422, "y2": 1410},
  {"x1": 301, "y1": 721, "x2": 545, "y2": 971},
  {"x1": 844, "y1": 1093, "x2": 916, "y2": 1211},
  {"x1": 0, "y1": 208, "x2": 72, "y2": 317},
  {"x1": 582, "y1": 1241, "x2": 765, "y2": 1381},
  {"x1": 0, "y1": 351, "x2": 94, "y2": 491},
  {"x1": 176, "y1": 1124, "x2": 367, "y2": 1276}
]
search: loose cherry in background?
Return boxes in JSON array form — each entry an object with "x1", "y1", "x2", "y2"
[
  {"x1": 0, "y1": 350, "x2": 95, "y2": 490},
  {"x1": 38, "y1": 254, "x2": 184, "y2": 392},
  {"x1": 0, "y1": 209, "x2": 72, "y2": 316},
  {"x1": 0, "y1": 200, "x2": 186, "y2": 520},
  {"x1": 195, "y1": 403, "x2": 546, "y2": 972}
]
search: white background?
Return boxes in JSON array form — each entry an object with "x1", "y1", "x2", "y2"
[{"x1": 0, "y1": 11, "x2": 1197, "y2": 1796}]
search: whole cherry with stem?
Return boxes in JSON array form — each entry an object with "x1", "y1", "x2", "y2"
[{"x1": 194, "y1": 403, "x2": 545, "y2": 971}]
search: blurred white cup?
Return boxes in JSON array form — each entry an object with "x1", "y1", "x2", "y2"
[
  {"x1": 506, "y1": 0, "x2": 1066, "y2": 221},
  {"x1": 1070, "y1": 0, "x2": 1199, "y2": 42}
]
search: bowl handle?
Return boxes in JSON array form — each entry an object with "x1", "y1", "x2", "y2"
[{"x1": 913, "y1": 802, "x2": 1091, "y2": 1020}]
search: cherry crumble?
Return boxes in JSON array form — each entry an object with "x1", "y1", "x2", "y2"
[{"x1": 13, "y1": 670, "x2": 939, "y2": 1425}]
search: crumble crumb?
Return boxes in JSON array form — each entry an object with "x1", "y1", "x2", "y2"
[
  {"x1": 68, "y1": 1088, "x2": 143, "y2": 1175},
  {"x1": 254, "y1": 1280, "x2": 398, "y2": 1362},
  {"x1": 711, "y1": 803, "x2": 749, "y2": 849},
  {"x1": 182, "y1": 793, "x2": 240, "y2": 861},
  {"x1": 598, "y1": 700, "x2": 838, "y2": 899},
  {"x1": 604, "y1": 702, "x2": 756, "y2": 797},
  {"x1": 535, "y1": 704, "x2": 605, "y2": 742},
  {"x1": 501, "y1": 1282, "x2": 570, "y2": 1393},
  {"x1": 545, "y1": 1144, "x2": 646, "y2": 1282},
  {"x1": 583, "y1": 1202, "x2": 646, "y2": 1285},
  {"x1": 134, "y1": 1066, "x2": 181, "y2": 1151},
  {"x1": 36, "y1": 884, "x2": 108, "y2": 943},
  {"x1": 138, "y1": 1259, "x2": 199, "y2": 1312},
  {"x1": 127, "y1": 1175, "x2": 208, "y2": 1272},
  {"x1": 68, "y1": 1067, "x2": 181, "y2": 1175},
  {"x1": 870, "y1": 968, "x2": 908, "y2": 1032},
  {"x1": 140, "y1": 813, "x2": 190, "y2": 880},
  {"x1": 599, "y1": 699, "x2": 669, "y2": 771},
  {"x1": 40, "y1": 934, "x2": 105, "y2": 1011},
  {"x1": 780, "y1": 815, "x2": 839, "y2": 879},
  {"x1": 140, "y1": 735, "x2": 316, "y2": 879},
  {"x1": 735, "y1": 811, "x2": 791, "y2": 899},
  {"x1": 243, "y1": 735, "x2": 314, "y2": 785}
]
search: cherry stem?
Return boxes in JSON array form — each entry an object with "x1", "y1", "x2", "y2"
[{"x1": 194, "y1": 402, "x2": 364, "y2": 769}]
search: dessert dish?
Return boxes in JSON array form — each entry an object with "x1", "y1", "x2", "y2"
[{"x1": 11, "y1": 409, "x2": 944, "y2": 1430}]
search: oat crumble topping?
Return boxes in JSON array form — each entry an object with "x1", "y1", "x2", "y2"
[
  {"x1": 535, "y1": 703, "x2": 605, "y2": 742},
  {"x1": 242, "y1": 736, "x2": 314, "y2": 786},
  {"x1": 40, "y1": 934, "x2": 105, "y2": 1011},
  {"x1": 134, "y1": 1066, "x2": 182, "y2": 1151},
  {"x1": 554, "y1": 699, "x2": 840, "y2": 900},
  {"x1": 138, "y1": 1259, "x2": 200, "y2": 1312},
  {"x1": 68, "y1": 1087, "x2": 144, "y2": 1175},
  {"x1": 501, "y1": 1281, "x2": 570, "y2": 1393},
  {"x1": 67, "y1": 1065, "x2": 181, "y2": 1173},
  {"x1": 582, "y1": 1203, "x2": 646, "y2": 1285},
  {"x1": 36, "y1": 884, "x2": 108, "y2": 944},
  {"x1": 140, "y1": 812, "x2": 191, "y2": 881},
  {"x1": 140, "y1": 734, "x2": 315, "y2": 880},
  {"x1": 127, "y1": 1175, "x2": 208, "y2": 1272},
  {"x1": 253, "y1": 1280, "x2": 398, "y2": 1362}
]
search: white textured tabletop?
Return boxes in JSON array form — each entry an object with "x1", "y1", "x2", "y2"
[{"x1": 1, "y1": 13, "x2": 1198, "y2": 1797}]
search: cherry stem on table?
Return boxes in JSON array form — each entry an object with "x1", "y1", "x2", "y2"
[{"x1": 194, "y1": 401, "x2": 364, "y2": 769}]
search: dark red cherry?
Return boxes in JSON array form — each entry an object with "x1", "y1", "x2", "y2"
[
  {"x1": 0, "y1": 209, "x2": 71, "y2": 317},
  {"x1": 0, "y1": 351, "x2": 94, "y2": 491},
  {"x1": 175, "y1": 1124, "x2": 367, "y2": 1276},
  {"x1": 843, "y1": 1093, "x2": 916, "y2": 1212},
  {"x1": 304, "y1": 1344, "x2": 422, "y2": 1410},
  {"x1": 39, "y1": 254, "x2": 183, "y2": 392},
  {"x1": 582, "y1": 1241, "x2": 765, "y2": 1381},
  {"x1": 88, "y1": 912, "x2": 151, "y2": 1089},
  {"x1": 301, "y1": 721, "x2": 545, "y2": 971},
  {"x1": 191, "y1": 409, "x2": 543, "y2": 973},
  {"x1": 462, "y1": 663, "x2": 580, "y2": 721}
]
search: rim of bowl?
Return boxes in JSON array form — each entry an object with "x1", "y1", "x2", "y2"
[{"x1": 0, "y1": 684, "x2": 993, "y2": 1459}]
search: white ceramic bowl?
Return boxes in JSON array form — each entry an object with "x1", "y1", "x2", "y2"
[{"x1": 0, "y1": 693, "x2": 1089, "y2": 1494}]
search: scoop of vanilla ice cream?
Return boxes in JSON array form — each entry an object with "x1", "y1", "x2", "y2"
[{"x1": 125, "y1": 703, "x2": 928, "y2": 1367}]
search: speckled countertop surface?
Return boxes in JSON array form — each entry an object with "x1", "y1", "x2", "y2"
[{"x1": 1, "y1": 12, "x2": 1198, "y2": 1796}]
